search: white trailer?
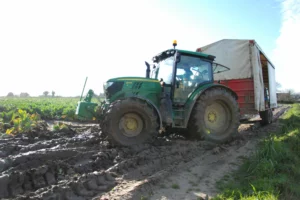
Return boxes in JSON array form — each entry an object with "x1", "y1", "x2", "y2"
[{"x1": 197, "y1": 39, "x2": 277, "y2": 124}]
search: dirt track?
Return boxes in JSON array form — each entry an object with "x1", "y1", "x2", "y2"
[{"x1": 0, "y1": 105, "x2": 290, "y2": 200}]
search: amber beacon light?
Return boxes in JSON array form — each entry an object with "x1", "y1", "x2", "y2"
[{"x1": 173, "y1": 40, "x2": 177, "y2": 49}]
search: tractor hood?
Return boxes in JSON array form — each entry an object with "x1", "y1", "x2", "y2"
[
  {"x1": 103, "y1": 76, "x2": 162, "y2": 105},
  {"x1": 106, "y1": 77, "x2": 159, "y2": 83}
]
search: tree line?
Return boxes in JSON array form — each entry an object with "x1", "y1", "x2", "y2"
[
  {"x1": 6, "y1": 91, "x2": 56, "y2": 97},
  {"x1": 5, "y1": 91, "x2": 105, "y2": 98}
]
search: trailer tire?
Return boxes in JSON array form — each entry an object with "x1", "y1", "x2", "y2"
[
  {"x1": 102, "y1": 98, "x2": 159, "y2": 146},
  {"x1": 259, "y1": 109, "x2": 273, "y2": 125},
  {"x1": 188, "y1": 87, "x2": 240, "y2": 143}
]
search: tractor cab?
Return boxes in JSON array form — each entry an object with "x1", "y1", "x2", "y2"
[
  {"x1": 151, "y1": 51, "x2": 214, "y2": 104},
  {"x1": 150, "y1": 42, "x2": 215, "y2": 100},
  {"x1": 148, "y1": 41, "x2": 231, "y2": 127}
]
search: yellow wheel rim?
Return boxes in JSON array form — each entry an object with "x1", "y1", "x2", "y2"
[
  {"x1": 208, "y1": 111, "x2": 217, "y2": 123},
  {"x1": 119, "y1": 113, "x2": 143, "y2": 137},
  {"x1": 204, "y1": 101, "x2": 230, "y2": 135},
  {"x1": 125, "y1": 118, "x2": 138, "y2": 131}
]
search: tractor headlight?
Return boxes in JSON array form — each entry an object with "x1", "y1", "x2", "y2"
[
  {"x1": 103, "y1": 81, "x2": 124, "y2": 100},
  {"x1": 103, "y1": 81, "x2": 114, "y2": 90}
]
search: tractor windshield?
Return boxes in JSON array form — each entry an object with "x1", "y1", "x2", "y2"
[
  {"x1": 176, "y1": 55, "x2": 213, "y2": 84},
  {"x1": 150, "y1": 56, "x2": 174, "y2": 84},
  {"x1": 173, "y1": 55, "x2": 213, "y2": 104}
]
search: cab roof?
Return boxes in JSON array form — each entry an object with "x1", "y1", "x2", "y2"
[{"x1": 152, "y1": 49, "x2": 215, "y2": 63}]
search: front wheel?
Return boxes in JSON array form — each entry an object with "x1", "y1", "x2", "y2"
[
  {"x1": 188, "y1": 87, "x2": 240, "y2": 143},
  {"x1": 102, "y1": 98, "x2": 159, "y2": 146}
]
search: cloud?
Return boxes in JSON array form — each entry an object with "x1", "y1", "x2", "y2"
[{"x1": 272, "y1": 0, "x2": 300, "y2": 92}]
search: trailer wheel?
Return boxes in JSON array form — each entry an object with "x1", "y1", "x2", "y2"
[
  {"x1": 188, "y1": 87, "x2": 240, "y2": 143},
  {"x1": 102, "y1": 98, "x2": 159, "y2": 146},
  {"x1": 259, "y1": 109, "x2": 273, "y2": 125}
]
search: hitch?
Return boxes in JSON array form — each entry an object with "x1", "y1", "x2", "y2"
[
  {"x1": 76, "y1": 99, "x2": 98, "y2": 120},
  {"x1": 76, "y1": 77, "x2": 98, "y2": 120},
  {"x1": 84, "y1": 89, "x2": 94, "y2": 102}
]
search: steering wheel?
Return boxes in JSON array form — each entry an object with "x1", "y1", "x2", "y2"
[
  {"x1": 193, "y1": 72, "x2": 203, "y2": 81},
  {"x1": 176, "y1": 75, "x2": 183, "y2": 81},
  {"x1": 174, "y1": 75, "x2": 180, "y2": 87}
]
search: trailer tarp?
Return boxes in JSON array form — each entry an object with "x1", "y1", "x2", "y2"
[
  {"x1": 268, "y1": 62, "x2": 277, "y2": 108},
  {"x1": 251, "y1": 43, "x2": 265, "y2": 111},
  {"x1": 198, "y1": 39, "x2": 254, "y2": 80},
  {"x1": 198, "y1": 39, "x2": 276, "y2": 111}
]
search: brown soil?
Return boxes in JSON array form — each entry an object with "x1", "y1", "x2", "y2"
[{"x1": 0, "y1": 105, "x2": 290, "y2": 200}]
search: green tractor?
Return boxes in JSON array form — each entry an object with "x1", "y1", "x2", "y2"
[{"x1": 76, "y1": 41, "x2": 240, "y2": 146}]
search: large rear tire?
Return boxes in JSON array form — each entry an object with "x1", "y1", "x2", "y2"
[
  {"x1": 102, "y1": 98, "x2": 159, "y2": 146},
  {"x1": 188, "y1": 87, "x2": 240, "y2": 143}
]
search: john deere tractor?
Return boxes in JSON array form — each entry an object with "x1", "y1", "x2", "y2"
[{"x1": 76, "y1": 41, "x2": 240, "y2": 146}]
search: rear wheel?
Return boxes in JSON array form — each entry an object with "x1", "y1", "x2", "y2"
[
  {"x1": 188, "y1": 87, "x2": 240, "y2": 143},
  {"x1": 259, "y1": 109, "x2": 273, "y2": 125},
  {"x1": 102, "y1": 98, "x2": 159, "y2": 146}
]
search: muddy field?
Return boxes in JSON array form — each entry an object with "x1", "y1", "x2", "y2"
[{"x1": 0, "y1": 105, "x2": 290, "y2": 200}]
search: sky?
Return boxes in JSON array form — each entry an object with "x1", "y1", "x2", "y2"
[{"x1": 0, "y1": 0, "x2": 299, "y2": 97}]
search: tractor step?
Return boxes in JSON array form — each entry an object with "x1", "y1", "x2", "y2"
[{"x1": 173, "y1": 115, "x2": 185, "y2": 120}]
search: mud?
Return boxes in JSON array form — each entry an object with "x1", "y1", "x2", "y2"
[{"x1": 0, "y1": 105, "x2": 290, "y2": 200}]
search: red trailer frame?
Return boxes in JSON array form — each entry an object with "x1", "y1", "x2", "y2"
[{"x1": 215, "y1": 79, "x2": 257, "y2": 116}]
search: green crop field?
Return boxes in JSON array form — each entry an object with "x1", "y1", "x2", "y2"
[
  {"x1": 0, "y1": 96, "x2": 104, "y2": 135},
  {"x1": 0, "y1": 97, "x2": 84, "y2": 121}
]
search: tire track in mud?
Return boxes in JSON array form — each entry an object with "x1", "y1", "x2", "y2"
[
  {"x1": 0, "y1": 126, "x2": 214, "y2": 200},
  {"x1": 0, "y1": 105, "x2": 290, "y2": 200},
  {"x1": 0, "y1": 125, "x2": 207, "y2": 200},
  {"x1": 98, "y1": 105, "x2": 291, "y2": 200},
  {"x1": 0, "y1": 127, "x2": 117, "y2": 200}
]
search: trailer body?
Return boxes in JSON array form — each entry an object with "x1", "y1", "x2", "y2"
[{"x1": 197, "y1": 39, "x2": 277, "y2": 117}]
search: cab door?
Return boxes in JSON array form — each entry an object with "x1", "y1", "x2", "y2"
[{"x1": 173, "y1": 55, "x2": 213, "y2": 105}]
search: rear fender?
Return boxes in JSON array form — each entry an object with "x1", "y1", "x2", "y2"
[{"x1": 185, "y1": 84, "x2": 238, "y2": 127}]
